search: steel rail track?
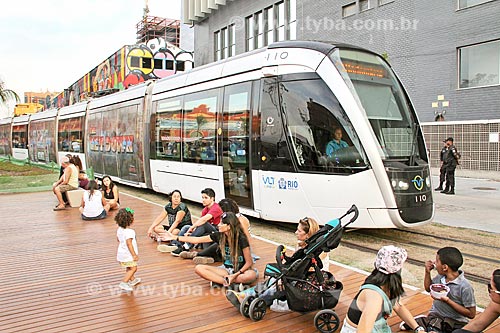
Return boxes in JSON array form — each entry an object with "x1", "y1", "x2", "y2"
[{"x1": 341, "y1": 240, "x2": 490, "y2": 284}]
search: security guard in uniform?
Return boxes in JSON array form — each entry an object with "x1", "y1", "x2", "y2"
[
  {"x1": 441, "y1": 137, "x2": 460, "y2": 195},
  {"x1": 435, "y1": 140, "x2": 448, "y2": 191}
]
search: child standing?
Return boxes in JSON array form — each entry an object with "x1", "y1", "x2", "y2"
[{"x1": 116, "y1": 208, "x2": 141, "y2": 292}]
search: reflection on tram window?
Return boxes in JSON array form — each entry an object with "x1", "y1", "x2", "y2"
[
  {"x1": 222, "y1": 82, "x2": 252, "y2": 202},
  {"x1": 153, "y1": 97, "x2": 182, "y2": 161},
  {"x1": 277, "y1": 79, "x2": 368, "y2": 173},
  {"x1": 29, "y1": 120, "x2": 57, "y2": 163},
  {"x1": 57, "y1": 117, "x2": 84, "y2": 153},
  {"x1": 182, "y1": 89, "x2": 218, "y2": 164},
  {"x1": 12, "y1": 125, "x2": 28, "y2": 149}
]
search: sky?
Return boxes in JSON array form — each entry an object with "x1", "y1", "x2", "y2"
[{"x1": 0, "y1": 0, "x2": 182, "y2": 98}]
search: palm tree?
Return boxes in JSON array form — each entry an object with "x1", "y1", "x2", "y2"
[{"x1": 0, "y1": 78, "x2": 20, "y2": 110}]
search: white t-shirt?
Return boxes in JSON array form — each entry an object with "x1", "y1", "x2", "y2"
[
  {"x1": 82, "y1": 190, "x2": 104, "y2": 218},
  {"x1": 116, "y1": 227, "x2": 138, "y2": 262}
]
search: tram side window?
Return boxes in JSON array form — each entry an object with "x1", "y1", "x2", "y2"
[
  {"x1": 0, "y1": 124, "x2": 11, "y2": 156},
  {"x1": 278, "y1": 79, "x2": 368, "y2": 173},
  {"x1": 12, "y1": 125, "x2": 28, "y2": 148},
  {"x1": 182, "y1": 89, "x2": 219, "y2": 164},
  {"x1": 58, "y1": 117, "x2": 84, "y2": 153},
  {"x1": 152, "y1": 98, "x2": 183, "y2": 161},
  {"x1": 259, "y1": 78, "x2": 294, "y2": 172}
]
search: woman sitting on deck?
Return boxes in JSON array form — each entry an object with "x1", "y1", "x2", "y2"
[
  {"x1": 101, "y1": 175, "x2": 120, "y2": 210},
  {"x1": 79, "y1": 180, "x2": 109, "y2": 220},
  {"x1": 159, "y1": 212, "x2": 257, "y2": 288}
]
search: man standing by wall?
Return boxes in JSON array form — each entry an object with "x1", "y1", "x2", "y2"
[{"x1": 441, "y1": 137, "x2": 460, "y2": 195}]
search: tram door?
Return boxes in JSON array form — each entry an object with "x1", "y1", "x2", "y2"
[{"x1": 221, "y1": 82, "x2": 253, "y2": 209}]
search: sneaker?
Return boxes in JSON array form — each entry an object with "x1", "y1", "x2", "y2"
[
  {"x1": 270, "y1": 299, "x2": 290, "y2": 312},
  {"x1": 226, "y1": 290, "x2": 245, "y2": 309},
  {"x1": 119, "y1": 282, "x2": 133, "y2": 292},
  {"x1": 171, "y1": 247, "x2": 183, "y2": 257},
  {"x1": 128, "y1": 278, "x2": 141, "y2": 287},
  {"x1": 193, "y1": 256, "x2": 214, "y2": 264},
  {"x1": 210, "y1": 281, "x2": 224, "y2": 288},
  {"x1": 399, "y1": 321, "x2": 411, "y2": 331},
  {"x1": 180, "y1": 251, "x2": 198, "y2": 259},
  {"x1": 157, "y1": 244, "x2": 178, "y2": 253}
]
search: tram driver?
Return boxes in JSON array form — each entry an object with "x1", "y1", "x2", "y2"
[{"x1": 326, "y1": 127, "x2": 349, "y2": 157}]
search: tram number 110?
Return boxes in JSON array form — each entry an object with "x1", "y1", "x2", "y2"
[{"x1": 414, "y1": 194, "x2": 427, "y2": 203}]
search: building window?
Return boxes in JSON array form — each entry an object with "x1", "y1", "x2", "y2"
[
  {"x1": 265, "y1": 6, "x2": 275, "y2": 45},
  {"x1": 222, "y1": 27, "x2": 229, "y2": 59},
  {"x1": 257, "y1": 11, "x2": 264, "y2": 48},
  {"x1": 289, "y1": 0, "x2": 296, "y2": 39},
  {"x1": 229, "y1": 24, "x2": 236, "y2": 56},
  {"x1": 378, "y1": 0, "x2": 394, "y2": 5},
  {"x1": 459, "y1": 40, "x2": 500, "y2": 89},
  {"x1": 215, "y1": 31, "x2": 221, "y2": 61},
  {"x1": 458, "y1": 0, "x2": 495, "y2": 9},
  {"x1": 246, "y1": 16, "x2": 255, "y2": 51},
  {"x1": 245, "y1": 0, "x2": 295, "y2": 51},
  {"x1": 342, "y1": 2, "x2": 357, "y2": 17},
  {"x1": 214, "y1": 24, "x2": 235, "y2": 61},
  {"x1": 360, "y1": 0, "x2": 370, "y2": 11}
]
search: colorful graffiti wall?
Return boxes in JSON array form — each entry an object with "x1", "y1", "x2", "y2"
[{"x1": 53, "y1": 38, "x2": 193, "y2": 108}]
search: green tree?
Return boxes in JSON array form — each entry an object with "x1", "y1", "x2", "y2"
[{"x1": 0, "y1": 78, "x2": 20, "y2": 109}]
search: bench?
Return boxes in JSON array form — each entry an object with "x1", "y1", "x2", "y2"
[{"x1": 66, "y1": 189, "x2": 86, "y2": 208}]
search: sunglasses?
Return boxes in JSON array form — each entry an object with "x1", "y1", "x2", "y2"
[
  {"x1": 301, "y1": 217, "x2": 309, "y2": 224},
  {"x1": 488, "y1": 283, "x2": 500, "y2": 294}
]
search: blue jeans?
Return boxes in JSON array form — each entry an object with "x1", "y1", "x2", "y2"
[{"x1": 175, "y1": 223, "x2": 217, "y2": 249}]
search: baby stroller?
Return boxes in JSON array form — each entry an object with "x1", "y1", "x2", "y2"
[{"x1": 239, "y1": 205, "x2": 359, "y2": 333}]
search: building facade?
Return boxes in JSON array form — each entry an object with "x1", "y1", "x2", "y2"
[{"x1": 183, "y1": 0, "x2": 500, "y2": 173}]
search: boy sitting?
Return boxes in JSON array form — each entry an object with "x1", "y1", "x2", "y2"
[{"x1": 402, "y1": 247, "x2": 476, "y2": 332}]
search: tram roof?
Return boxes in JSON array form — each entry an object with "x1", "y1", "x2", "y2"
[
  {"x1": 152, "y1": 40, "x2": 380, "y2": 97},
  {"x1": 267, "y1": 40, "x2": 375, "y2": 55},
  {"x1": 29, "y1": 108, "x2": 58, "y2": 121}
]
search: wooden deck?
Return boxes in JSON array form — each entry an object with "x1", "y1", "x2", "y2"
[{"x1": 0, "y1": 191, "x2": 498, "y2": 333}]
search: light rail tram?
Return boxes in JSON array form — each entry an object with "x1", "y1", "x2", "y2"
[{"x1": 0, "y1": 41, "x2": 434, "y2": 228}]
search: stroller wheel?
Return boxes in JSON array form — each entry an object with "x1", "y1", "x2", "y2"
[
  {"x1": 240, "y1": 295, "x2": 255, "y2": 318},
  {"x1": 314, "y1": 309, "x2": 340, "y2": 333},
  {"x1": 249, "y1": 298, "x2": 267, "y2": 322}
]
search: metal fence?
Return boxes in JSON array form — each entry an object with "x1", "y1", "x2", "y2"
[{"x1": 421, "y1": 120, "x2": 500, "y2": 172}]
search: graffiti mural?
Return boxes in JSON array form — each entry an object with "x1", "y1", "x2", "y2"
[{"x1": 53, "y1": 38, "x2": 193, "y2": 108}]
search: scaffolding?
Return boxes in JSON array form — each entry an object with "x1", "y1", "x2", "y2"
[{"x1": 136, "y1": 16, "x2": 180, "y2": 47}]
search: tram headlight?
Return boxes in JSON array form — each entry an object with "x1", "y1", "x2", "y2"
[
  {"x1": 398, "y1": 180, "x2": 409, "y2": 190},
  {"x1": 426, "y1": 176, "x2": 431, "y2": 188},
  {"x1": 391, "y1": 180, "x2": 397, "y2": 189}
]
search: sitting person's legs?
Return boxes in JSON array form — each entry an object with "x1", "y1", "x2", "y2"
[
  {"x1": 184, "y1": 223, "x2": 217, "y2": 249},
  {"x1": 54, "y1": 184, "x2": 76, "y2": 210}
]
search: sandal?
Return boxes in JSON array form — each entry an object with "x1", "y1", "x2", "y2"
[{"x1": 53, "y1": 206, "x2": 66, "y2": 211}]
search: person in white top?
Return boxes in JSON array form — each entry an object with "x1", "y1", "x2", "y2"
[
  {"x1": 79, "y1": 180, "x2": 110, "y2": 220},
  {"x1": 116, "y1": 207, "x2": 141, "y2": 292}
]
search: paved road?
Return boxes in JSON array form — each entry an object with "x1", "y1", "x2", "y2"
[{"x1": 431, "y1": 172, "x2": 500, "y2": 234}]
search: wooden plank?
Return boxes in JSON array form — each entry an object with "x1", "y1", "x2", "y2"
[{"x1": 4, "y1": 191, "x2": 496, "y2": 333}]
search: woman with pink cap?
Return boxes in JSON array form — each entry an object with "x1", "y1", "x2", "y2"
[{"x1": 341, "y1": 245, "x2": 424, "y2": 333}]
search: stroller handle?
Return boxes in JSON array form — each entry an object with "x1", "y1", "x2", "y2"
[{"x1": 340, "y1": 204, "x2": 359, "y2": 228}]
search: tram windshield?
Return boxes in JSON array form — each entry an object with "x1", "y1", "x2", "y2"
[{"x1": 330, "y1": 49, "x2": 422, "y2": 161}]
